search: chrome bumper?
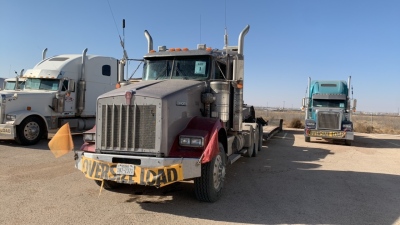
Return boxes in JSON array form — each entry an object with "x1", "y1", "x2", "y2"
[
  {"x1": 305, "y1": 129, "x2": 354, "y2": 140},
  {"x1": 75, "y1": 151, "x2": 202, "y2": 180},
  {"x1": 0, "y1": 124, "x2": 16, "y2": 140}
]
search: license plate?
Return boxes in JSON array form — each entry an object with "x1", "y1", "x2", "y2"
[
  {"x1": 0, "y1": 128, "x2": 11, "y2": 134},
  {"x1": 116, "y1": 164, "x2": 135, "y2": 175},
  {"x1": 309, "y1": 130, "x2": 345, "y2": 138}
]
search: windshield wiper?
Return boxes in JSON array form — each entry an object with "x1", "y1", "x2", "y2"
[
  {"x1": 176, "y1": 67, "x2": 188, "y2": 79},
  {"x1": 155, "y1": 64, "x2": 169, "y2": 80}
]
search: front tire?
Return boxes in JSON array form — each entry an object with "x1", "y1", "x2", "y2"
[
  {"x1": 194, "y1": 142, "x2": 226, "y2": 202},
  {"x1": 15, "y1": 116, "x2": 45, "y2": 145},
  {"x1": 305, "y1": 136, "x2": 310, "y2": 142}
]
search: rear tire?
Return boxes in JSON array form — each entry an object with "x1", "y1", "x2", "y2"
[
  {"x1": 15, "y1": 116, "x2": 45, "y2": 145},
  {"x1": 243, "y1": 127, "x2": 255, "y2": 157},
  {"x1": 345, "y1": 140, "x2": 352, "y2": 146},
  {"x1": 251, "y1": 143, "x2": 258, "y2": 157},
  {"x1": 194, "y1": 142, "x2": 226, "y2": 202},
  {"x1": 305, "y1": 136, "x2": 310, "y2": 142},
  {"x1": 95, "y1": 180, "x2": 122, "y2": 189},
  {"x1": 244, "y1": 140, "x2": 254, "y2": 157},
  {"x1": 258, "y1": 124, "x2": 263, "y2": 151},
  {"x1": 252, "y1": 126, "x2": 259, "y2": 157}
]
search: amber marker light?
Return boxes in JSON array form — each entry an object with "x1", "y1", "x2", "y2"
[
  {"x1": 176, "y1": 48, "x2": 181, "y2": 51},
  {"x1": 183, "y1": 48, "x2": 189, "y2": 51},
  {"x1": 115, "y1": 83, "x2": 121, "y2": 89},
  {"x1": 236, "y1": 80, "x2": 243, "y2": 89},
  {"x1": 206, "y1": 47, "x2": 212, "y2": 51},
  {"x1": 169, "y1": 48, "x2": 175, "y2": 52},
  {"x1": 150, "y1": 50, "x2": 156, "y2": 53},
  {"x1": 27, "y1": 106, "x2": 32, "y2": 111}
]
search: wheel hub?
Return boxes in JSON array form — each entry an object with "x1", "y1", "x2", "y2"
[
  {"x1": 24, "y1": 122, "x2": 40, "y2": 140},
  {"x1": 213, "y1": 155, "x2": 225, "y2": 189}
]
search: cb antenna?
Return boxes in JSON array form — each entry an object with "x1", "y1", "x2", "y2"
[
  {"x1": 224, "y1": 0, "x2": 229, "y2": 59},
  {"x1": 224, "y1": 0, "x2": 228, "y2": 50}
]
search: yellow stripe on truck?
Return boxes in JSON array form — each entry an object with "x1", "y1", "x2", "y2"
[{"x1": 80, "y1": 156, "x2": 184, "y2": 187}]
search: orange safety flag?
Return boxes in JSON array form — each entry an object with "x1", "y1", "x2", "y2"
[
  {"x1": 48, "y1": 123, "x2": 74, "y2": 158},
  {"x1": 201, "y1": 128, "x2": 219, "y2": 164}
]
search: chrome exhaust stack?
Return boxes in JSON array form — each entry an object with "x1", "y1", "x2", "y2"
[
  {"x1": 77, "y1": 48, "x2": 88, "y2": 115},
  {"x1": 232, "y1": 25, "x2": 250, "y2": 132},
  {"x1": 144, "y1": 30, "x2": 153, "y2": 53},
  {"x1": 42, "y1": 48, "x2": 48, "y2": 60},
  {"x1": 238, "y1": 25, "x2": 250, "y2": 55}
]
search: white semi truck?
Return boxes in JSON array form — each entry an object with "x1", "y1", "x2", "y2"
[
  {"x1": 0, "y1": 48, "x2": 123, "y2": 145},
  {"x1": 74, "y1": 25, "x2": 270, "y2": 202}
]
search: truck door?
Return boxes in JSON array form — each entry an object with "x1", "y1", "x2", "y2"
[{"x1": 62, "y1": 79, "x2": 76, "y2": 113}]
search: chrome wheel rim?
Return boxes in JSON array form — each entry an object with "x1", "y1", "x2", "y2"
[
  {"x1": 212, "y1": 154, "x2": 225, "y2": 190},
  {"x1": 23, "y1": 121, "x2": 40, "y2": 141}
]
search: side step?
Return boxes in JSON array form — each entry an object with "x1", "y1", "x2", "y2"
[
  {"x1": 228, "y1": 149, "x2": 248, "y2": 164},
  {"x1": 228, "y1": 153, "x2": 242, "y2": 164}
]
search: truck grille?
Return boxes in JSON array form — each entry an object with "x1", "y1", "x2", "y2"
[
  {"x1": 317, "y1": 111, "x2": 341, "y2": 130},
  {"x1": 100, "y1": 104, "x2": 156, "y2": 150}
]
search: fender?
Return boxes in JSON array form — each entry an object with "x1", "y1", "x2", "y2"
[
  {"x1": 10, "y1": 110, "x2": 49, "y2": 128},
  {"x1": 80, "y1": 125, "x2": 96, "y2": 152},
  {"x1": 169, "y1": 116, "x2": 225, "y2": 163}
]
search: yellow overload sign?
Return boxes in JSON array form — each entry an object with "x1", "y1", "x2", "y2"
[{"x1": 81, "y1": 156, "x2": 184, "y2": 187}]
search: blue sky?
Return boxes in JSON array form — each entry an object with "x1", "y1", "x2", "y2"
[{"x1": 1, "y1": 0, "x2": 399, "y2": 113}]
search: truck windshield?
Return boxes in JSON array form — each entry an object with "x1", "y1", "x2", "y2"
[
  {"x1": 4, "y1": 81, "x2": 25, "y2": 90},
  {"x1": 143, "y1": 56, "x2": 210, "y2": 81},
  {"x1": 24, "y1": 78, "x2": 60, "y2": 91},
  {"x1": 313, "y1": 99, "x2": 346, "y2": 108}
]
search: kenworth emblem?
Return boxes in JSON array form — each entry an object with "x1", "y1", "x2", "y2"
[{"x1": 176, "y1": 101, "x2": 187, "y2": 106}]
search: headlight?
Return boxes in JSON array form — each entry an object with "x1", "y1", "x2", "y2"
[
  {"x1": 6, "y1": 114, "x2": 16, "y2": 121},
  {"x1": 342, "y1": 123, "x2": 352, "y2": 129},
  {"x1": 305, "y1": 120, "x2": 316, "y2": 127},
  {"x1": 83, "y1": 133, "x2": 95, "y2": 142},
  {"x1": 179, "y1": 136, "x2": 204, "y2": 147}
]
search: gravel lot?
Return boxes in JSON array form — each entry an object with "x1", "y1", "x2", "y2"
[{"x1": 0, "y1": 129, "x2": 399, "y2": 225}]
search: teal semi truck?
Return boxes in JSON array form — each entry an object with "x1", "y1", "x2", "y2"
[{"x1": 302, "y1": 76, "x2": 357, "y2": 145}]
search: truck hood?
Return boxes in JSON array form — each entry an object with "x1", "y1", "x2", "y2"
[
  {"x1": 0, "y1": 91, "x2": 56, "y2": 115},
  {"x1": 95, "y1": 79, "x2": 207, "y2": 155},
  {"x1": 98, "y1": 80, "x2": 205, "y2": 100}
]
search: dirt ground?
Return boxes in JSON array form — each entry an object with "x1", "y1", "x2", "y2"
[{"x1": 0, "y1": 129, "x2": 399, "y2": 225}]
